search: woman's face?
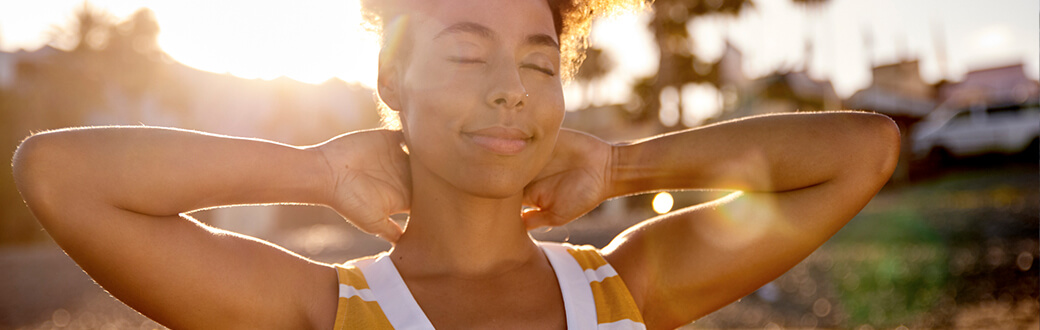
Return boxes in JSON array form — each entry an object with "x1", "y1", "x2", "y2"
[{"x1": 386, "y1": 0, "x2": 565, "y2": 198}]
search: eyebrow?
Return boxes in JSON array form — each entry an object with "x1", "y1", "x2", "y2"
[
  {"x1": 525, "y1": 34, "x2": 560, "y2": 50},
  {"x1": 434, "y1": 21, "x2": 560, "y2": 50}
]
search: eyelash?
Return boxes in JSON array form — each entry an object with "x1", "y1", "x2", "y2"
[
  {"x1": 449, "y1": 57, "x2": 485, "y2": 64},
  {"x1": 448, "y1": 58, "x2": 555, "y2": 77},
  {"x1": 522, "y1": 64, "x2": 555, "y2": 77}
]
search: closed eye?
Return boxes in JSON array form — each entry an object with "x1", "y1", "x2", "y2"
[
  {"x1": 448, "y1": 57, "x2": 486, "y2": 64},
  {"x1": 521, "y1": 64, "x2": 555, "y2": 77}
]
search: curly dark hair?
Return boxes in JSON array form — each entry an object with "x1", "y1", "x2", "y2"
[{"x1": 360, "y1": 0, "x2": 649, "y2": 129}]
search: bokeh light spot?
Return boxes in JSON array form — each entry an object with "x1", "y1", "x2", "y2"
[
  {"x1": 51, "y1": 309, "x2": 71, "y2": 327},
  {"x1": 652, "y1": 192, "x2": 674, "y2": 214},
  {"x1": 1016, "y1": 252, "x2": 1033, "y2": 271}
]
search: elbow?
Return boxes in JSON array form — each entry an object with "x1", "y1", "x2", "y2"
[
  {"x1": 877, "y1": 113, "x2": 902, "y2": 179},
  {"x1": 12, "y1": 132, "x2": 69, "y2": 222},
  {"x1": 13, "y1": 134, "x2": 46, "y2": 196},
  {"x1": 857, "y1": 113, "x2": 901, "y2": 183}
]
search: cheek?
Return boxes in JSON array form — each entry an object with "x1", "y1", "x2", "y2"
[
  {"x1": 528, "y1": 81, "x2": 566, "y2": 167},
  {"x1": 530, "y1": 80, "x2": 566, "y2": 130},
  {"x1": 399, "y1": 65, "x2": 479, "y2": 142},
  {"x1": 401, "y1": 59, "x2": 484, "y2": 120}
]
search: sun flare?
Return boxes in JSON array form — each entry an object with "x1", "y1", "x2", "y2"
[{"x1": 146, "y1": 0, "x2": 380, "y2": 86}]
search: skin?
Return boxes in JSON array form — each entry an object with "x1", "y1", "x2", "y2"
[{"x1": 10, "y1": 0, "x2": 901, "y2": 329}]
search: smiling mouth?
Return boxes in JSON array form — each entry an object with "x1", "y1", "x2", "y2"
[{"x1": 463, "y1": 127, "x2": 532, "y2": 155}]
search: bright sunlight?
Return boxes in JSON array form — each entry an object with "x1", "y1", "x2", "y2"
[
  {"x1": 149, "y1": 0, "x2": 380, "y2": 86},
  {"x1": 1, "y1": 0, "x2": 382, "y2": 86}
]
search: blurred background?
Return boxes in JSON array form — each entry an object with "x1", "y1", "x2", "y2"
[{"x1": 0, "y1": 0, "x2": 1037, "y2": 329}]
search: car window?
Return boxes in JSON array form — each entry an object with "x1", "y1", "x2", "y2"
[{"x1": 986, "y1": 104, "x2": 1022, "y2": 115}]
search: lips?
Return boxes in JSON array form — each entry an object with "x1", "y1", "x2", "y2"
[{"x1": 463, "y1": 126, "x2": 532, "y2": 155}]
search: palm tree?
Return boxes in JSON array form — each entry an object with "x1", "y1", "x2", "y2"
[{"x1": 635, "y1": 0, "x2": 829, "y2": 130}]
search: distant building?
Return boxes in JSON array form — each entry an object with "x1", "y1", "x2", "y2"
[
  {"x1": 845, "y1": 60, "x2": 936, "y2": 119},
  {"x1": 713, "y1": 42, "x2": 841, "y2": 123},
  {"x1": 937, "y1": 63, "x2": 1039, "y2": 110},
  {"x1": 0, "y1": 51, "x2": 14, "y2": 88},
  {"x1": 4, "y1": 46, "x2": 61, "y2": 91},
  {"x1": 844, "y1": 60, "x2": 937, "y2": 182}
]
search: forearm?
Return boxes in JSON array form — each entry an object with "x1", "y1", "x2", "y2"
[
  {"x1": 609, "y1": 111, "x2": 899, "y2": 196},
  {"x1": 13, "y1": 126, "x2": 330, "y2": 218}
]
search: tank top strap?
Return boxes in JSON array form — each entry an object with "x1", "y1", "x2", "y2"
[
  {"x1": 539, "y1": 242, "x2": 647, "y2": 329},
  {"x1": 333, "y1": 243, "x2": 646, "y2": 329},
  {"x1": 332, "y1": 253, "x2": 434, "y2": 329},
  {"x1": 332, "y1": 256, "x2": 395, "y2": 329}
]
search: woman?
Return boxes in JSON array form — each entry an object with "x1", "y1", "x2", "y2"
[{"x1": 12, "y1": 0, "x2": 900, "y2": 328}]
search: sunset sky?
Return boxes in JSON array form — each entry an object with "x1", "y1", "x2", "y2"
[{"x1": 2, "y1": 0, "x2": 1037, "y2": 110}]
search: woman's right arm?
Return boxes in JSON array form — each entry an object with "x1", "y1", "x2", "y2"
[{"x1": 12, "y1": 126, "x2": 409, "y2": 329}]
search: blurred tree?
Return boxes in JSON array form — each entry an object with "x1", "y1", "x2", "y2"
[
  {"x1": 46, "y1": 1, "x2": 114, "y2": 53},
  {"x1": 0, "y1": 3, "x2": 115, "y2": 245},
  {"x1": 576, "y1": 47, "x2": 612, "y2": 82},
  {"x1": 24, "y1": 1, "x2": 114, "y2": 128},
  {"x1": 103, "y1": 7, "x2": 167, "y2": 115},
  {"x1": 633, "y1": 0, "x2": 749, "y2": 128},
  {"x1": 103, "y1": 8, "x2": 161, "y2": 62},
  {"x1": 573, "y1": 47, "x2": 613, "y2": 109},
  {"x1": 630, "y1": 0, "x2": 828, "y2": 130}
]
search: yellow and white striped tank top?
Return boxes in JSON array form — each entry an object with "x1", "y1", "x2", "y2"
[{"x1": 331, "y1": 242, "x2": 646, "y2": 329}]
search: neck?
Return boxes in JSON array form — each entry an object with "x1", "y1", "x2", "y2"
[{"x1": 389, "y1": 162, "x2": 541, "y2": 277}]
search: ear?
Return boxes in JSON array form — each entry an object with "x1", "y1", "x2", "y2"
[{"x1": 377, "y1": 57, "x2": 403, "y2": 111}]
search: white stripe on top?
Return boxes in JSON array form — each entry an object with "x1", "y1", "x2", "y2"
[
  {"x1": 361, "y1": 253, "x2": 436, "y2": 330},
  {"x1": 338, "y1": 284, "x2": 377, "y2": 302},
  {"x1": 598, "y1": 318, "x2": 648, "y2": 330},
  {"x1": 541, "y1": 242, "x2": 599, "y2": 330},
  {"x1": 584, "y1": 264, "x2": 620, "y2": 283}
]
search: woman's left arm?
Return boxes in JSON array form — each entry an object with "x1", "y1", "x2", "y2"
[
  {"x1": 524, "y1": 111, "x2": 899, "y2": 329},
  {"x1": 609, "y1": 111, "x2": 899, "y2": 328}
]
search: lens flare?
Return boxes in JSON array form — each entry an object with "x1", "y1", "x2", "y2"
[
  {"x1": 705, "y1": 191, "x2": 797, "y2": 250},
  {"x1": 379, "y1": 14, "x2": 413, "y2": 65}
]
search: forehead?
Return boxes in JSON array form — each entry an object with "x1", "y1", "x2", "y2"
[{"x1": 410, "y1": 0, "x2": 557, "y2": 45}]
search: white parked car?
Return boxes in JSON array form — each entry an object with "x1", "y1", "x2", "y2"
[{"x1": 912, "y1": 102, "x2": 1040, "y2": 160}]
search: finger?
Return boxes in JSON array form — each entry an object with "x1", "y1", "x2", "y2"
[
  {"x1": 522, "y1": 184, "x2": 546, "y2": 207},
  {"x1": 521, "y1": 187, "x2": 538, "y2": 207},
  {"x1": 368, "y1": 218, "x2": 404, "y2": 243},
  {"x1": 522, "y1": 208, "x2": 562, "y2": 231}
]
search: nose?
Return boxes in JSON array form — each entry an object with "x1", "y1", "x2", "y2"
[{"x1": 485, "y1": 62, "x2": 527, "y2": 110}]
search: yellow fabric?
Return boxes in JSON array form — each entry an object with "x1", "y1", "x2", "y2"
[
  {"x1": 333, "y1": 264, "x2": 394, "y2": 330},
  {"x1": 335, "y1": 296, "x2": 395, "y2": 330},
  {"x1": 566, "y1": 246, "x2": 610, "y2": 270},
  {"x1": 567, "y1": 245, "x2": 646, "y2": 325},
  {"x1": 336, "y1": 265, "x2": 370, "y2": 290},
  {"x1": 590, "y1": 276, "x2": 645, "y2": 324}
]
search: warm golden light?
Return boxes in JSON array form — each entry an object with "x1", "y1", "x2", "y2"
[
  {"x1": 652, "y1": 192, "x2": 674, "y2": 214},
  {"x1": 146, "y1": 0, "x2": 379, "y2": 86}
]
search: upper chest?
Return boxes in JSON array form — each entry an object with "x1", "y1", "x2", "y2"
[
  {"x1": 335, "y1": 243, "x2": 644, "y2": 329},
  {"x1": 404, "y1": 264, "x2": 566, "y2": 329}
]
